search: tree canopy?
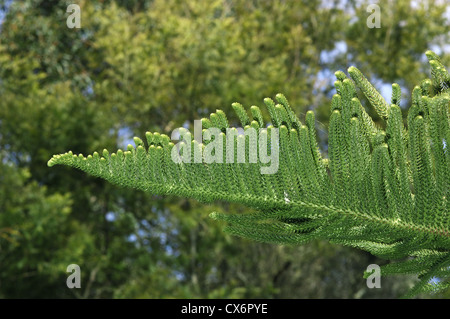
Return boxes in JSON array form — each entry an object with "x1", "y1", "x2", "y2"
[{"x1": 1, "y1": 0, "x2": 449, "y2": 298}]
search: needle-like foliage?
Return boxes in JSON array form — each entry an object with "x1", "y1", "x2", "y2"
[{"x1": 48, "y1": 51, "x2": 449, "y2": 298}]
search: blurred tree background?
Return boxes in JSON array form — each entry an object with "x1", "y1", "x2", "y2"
[{"x1": 0, "y1": 0, "x2": 449, "y2": 298}]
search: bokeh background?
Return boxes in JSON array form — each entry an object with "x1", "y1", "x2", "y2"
[{"x1": 0, "y1": 0, "x2": 449, "y2": 298}]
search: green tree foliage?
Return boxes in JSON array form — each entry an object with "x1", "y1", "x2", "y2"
[
  {"x1": 2, "y1": 0, "x2": 449, "y2": 298},
  {"x1": 346, "y1": 0, "x2": 450, "y2": 87},
  {"x1": 85, "y1": 0, "x2": 348, "y2": 134},
  {"x1": 0, "y1": 161, "x2": 76, "y2": 298}
]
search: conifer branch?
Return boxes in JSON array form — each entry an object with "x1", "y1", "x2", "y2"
[{"x1": 48, "y1": 51, "x2": 450, "y2": 297}]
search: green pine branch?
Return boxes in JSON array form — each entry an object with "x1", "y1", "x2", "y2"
[{"x1": 48, "y1": 50, "x2": 450, "y2": 298}]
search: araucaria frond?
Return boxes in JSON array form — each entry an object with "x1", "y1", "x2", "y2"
[{"x1": 49, "y1": 51, "x2": 450, "y2": 298}]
